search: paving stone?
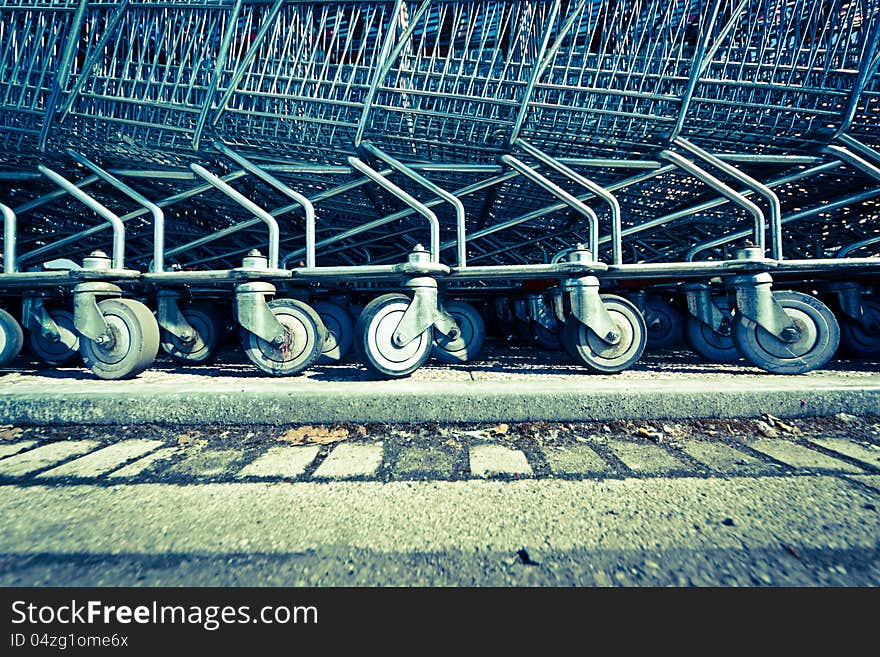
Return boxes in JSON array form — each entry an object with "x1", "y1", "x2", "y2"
[
  {"x1": 107, "y1": 447, "x2": 180, "y2": 479},
  {"x1": 312, "y1": 443, "x2": 384, "y2": 480},
  {"x1": 606, "y1": 440, "x2": 686, "y2": 474},
  {"x1": 393, "y1": 447, "x2": 455, "y2": 477},
  {"x1": 168, "y1": 449, "x2": 246, "y2": 477},
  {"x1": 0, "y1": 441, "x2": 37, "y2": 459},
  {"x1": 681, "y1": 441, "x2": 770, "y2": 474},
  {"x1": 237, "y1": 446, "x2": 320, "y2": 479},
  {"x1": 807, "y1": 438, "x2": 880, "y2": 470},
  {"x1": 544, "y1": 445, "x2": 609, "y2": 475},
  {"x1": 747, "y1": 440, "x2": 863, "y2": 473},
  {"x1": 0, "y1": 441, "x2": 99, "y2": 477},
  {"x1": 38, "y1": 440, "x2": 164, "y2": 479},
  {"x1": 469, "y1": 444, "x2": 532, "y2": 478}
]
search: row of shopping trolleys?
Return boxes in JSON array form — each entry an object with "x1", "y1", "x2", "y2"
[{"x1": 0, "y1": 226, "x2": 877, "y2": 380}]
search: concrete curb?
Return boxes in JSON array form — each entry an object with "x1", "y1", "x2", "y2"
[{"x1": 0, "y1": 379, "x2": 878, "y2": 425}]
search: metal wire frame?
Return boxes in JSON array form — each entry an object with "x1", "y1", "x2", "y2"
[
  {"x1": 1, "y1": 0, "x2": 878, "y2": 283},
  {"x1": 0, "y1": 0, "x2": 87, "y2": 160}
]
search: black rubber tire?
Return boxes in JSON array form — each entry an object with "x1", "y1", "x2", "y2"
[
  {"x1": 28, "y1": 308, "x2": 80, "y2": 366},
  {"x1": 355, "y1": 293, "x2": 431, "y2": 379},
  {"x1": 684, "y1": 298, "x2": 740, "y2": 363},
  {"x1": 839, "y1": 299, "x2": 880, "y2": 358},
  {"x1": 643, "y1": 297, "x2": 683, "y2": 350},
  {"x1": 0, "y1": 308, "x2": 23, "y2": 367},
  {"x1": 432, "y1": 300, "x2": 486, "y2": 363},
  {"x1": 732, "y1": 290, "x2": 840, "y2": 375},
  {"x1": 80, "y1": 298, "x2": 160, "y2": 380},
  {"x1": 532, "y1": 320, "x2": 562, "y2": 351},
  {"x1": 314, "y1": 299, "x2": 354, "y2": 364},
  {"x1": 561, "y1": 294, "x2": 647, "y2": 373},
  {"x1": 160, "y1": 303, "x2": 223, "y2": 364},
  {"x1": 242, "y1": 298, "x2": 324, "y2": 376}
]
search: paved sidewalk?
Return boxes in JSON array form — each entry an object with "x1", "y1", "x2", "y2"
[{"x1": 0, "y1": 347, "x2": 877, "y2": 424}]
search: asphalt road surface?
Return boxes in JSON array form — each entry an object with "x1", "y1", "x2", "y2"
[{"x1": 1, "y1": 414, "x2": 878, "y2": 586}]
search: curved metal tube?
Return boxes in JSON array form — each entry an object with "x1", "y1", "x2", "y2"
[
  {"x1": 215, "y1": 143, "x2": 315, "y2": 268},
  {"x1": 500, "y1": 154, "x2": 599, "y2": 259},
  {"x1": 360, "y1": 142, "x2": 466, "y2": 267},
  {"x1": 38, "y1": 165, "x2": 126, "y2": 269},
  {"x1": 660, "y1": 151, "x2": 766, "y2": 261},
  {"x1": 347, "y1": 157, "x2": 440, "y2": 263},
  {"x1": 67, "y1": 150, "x2": 165, "y2": 272},
  {"x1": 516, "y1": 139, "x2": 622, "y2": 264},
  {"x1": 190, "y1": 164, "x2": 280, "y2": 269},
  {"x1": 0, "y1": 203, "x2": 16, "y2": 274},
  {"x1": 674, "y1": 137, "x2": 782, "y2": 260},
  {"x1": 822, "y1": 144, "x2": 880, "y2": 183}
]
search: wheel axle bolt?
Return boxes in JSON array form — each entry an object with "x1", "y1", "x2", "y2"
[
  {"x1": 448, "y1": 329, "x2": 459, "y2": 339},
  {"x1": 780, "y1": 327, "x2": 800, "y2": 342},
  {"x1": 606, "y1": 331, "x2": 620, "y2": 344},
  {"x1": 272, "y1": 335, "x2": 285, "y2": 345}
]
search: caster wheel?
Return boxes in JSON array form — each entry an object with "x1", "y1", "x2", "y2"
[
  {"x1": 28, "y1": 308, "x2": 80, "y2": 366},
  {"x1": 840, "y1": 299, "x2": 880, "y2": 358},
  {"x1": 432, "y1": 300, "x2": 485, "y2": 363},
  {"x1": 242, "y1": 298, "x2": 324, "y2": 376},
  {"x1": 0, "y1": 308, "x2": 23, "y2": 367},
  {"x1": 314, "y1": 300, "x2": 354, "y2": 364},
  {"x1": 643, "y1": 297, "x2": 683, "y2": 350},
  {"x1": 160, "y1": 303, "x2": 222, "y2": 364},
  {"x1": 561, "y1": 294, "x2": 646, "y2": 373},
  {"x1": 80, "y1": 298, "x2": 160, "y2": 380},
  {"x1": 531, "y1": 320, "x2": 562, "y2": 351},
  {"x1": 685, "y1": 298, "x2": 739, "y2": 363},
  {"x1": 733, "y1": 290, "x2": 839, "y2": 374},
  {"x1": 355, "y1": 293, "x2": 431, "y2": 378}
]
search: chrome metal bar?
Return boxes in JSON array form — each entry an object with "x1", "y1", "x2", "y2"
[
  {"x1": 215, "y1": 143, "x2": 316, "y2": 268},
  {"x1": 1, "y1": 203, "x2": 16, "y2": 274},
  {"x1": 38, "y1": 165, "x2": 126, "y2": 269},
  {"x1": 823, "y1": 144, "x2": 880, "y2": 182},
  {"x1": 516, "y1": 139, "x2": 622, "y2": 264},
  {"x1": 347, "y1": 156, "x2": 440, "y2": 263},
  {"x1": 66, "y1": 150, "x2": 165, "y2": 272},
  {"x1": 190, "y1": 164, "x2": 280, "y2": 269},
  {"x1": 360, "y1": 142, "x2": 467, "y2": 267},
  {"x1": 500, "y1": 154, "x2": 599, "y2": 259},
  {"x1": 660, "y1": 151, "x2": 766, "y2": 260},
  {"x1": 690, "y1": 188, "x2": 880, "y2": 261},
  {"x1": 674, "y1": 137, "x2": 782, "y2": 260}
]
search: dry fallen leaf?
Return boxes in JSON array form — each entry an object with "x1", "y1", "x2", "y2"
[
  {"x1": 765, "y1": 414, "x2": 801, "y2": 435},
  {"x1": 491, "y1": 423, "x2": 510, "y2": 436},
  {"x1": 278, "y1": 425, "x2": 350, "y2": 445},
  {"x1": 637, "y1": 426, "x2": 664, "y2": 441},
  {"x1": 0, "y1": 426, "x2": 23, "y2": 441},
  {"x1": 754, "y1": 420, "x2": 778, "y2": 438},
  {"x1": 176, "y1": 431, "x2": 207, "y2": 448},
  {"x1": 443, "y1": 438, "x2": 460, "y2": 448}
]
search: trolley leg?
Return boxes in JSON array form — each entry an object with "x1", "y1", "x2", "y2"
[
  {"x1": 235, "y1": 282, "x2": 287, "y2": 346},
  {"x1": 565, "y1": 276, "x2": 620, "y2": 345},
  {"x1": 729, "y1": 274, "x2": 799, "y2": 342},
  {"x1": 156, "y1": 290, "x2": 199, "y2": 345},
  {"x1": 831, "y1": 282, "x2": 880, "y2": 332},
  {"x1": 684, "y1": 283, "x2": 730, "y2": 336},
  {"x1": 73, "y1": 282, "x2": 119, "y2": 344},
  {"x1": 393, "y1": 277, "x2": 459, "y2": 347},
  {"x1": 22, "y1": 296, "x2": 63, "y2": 345}
]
